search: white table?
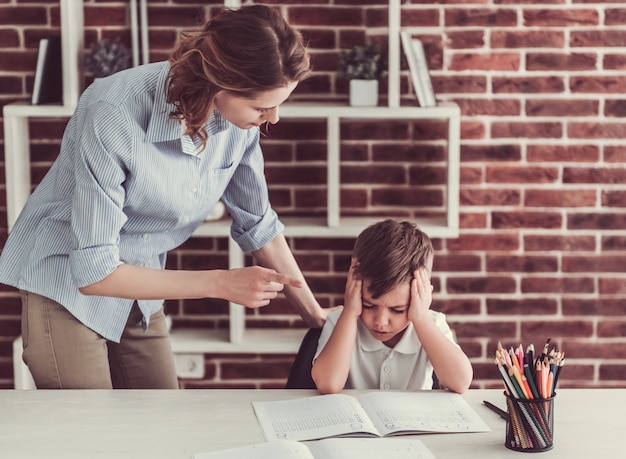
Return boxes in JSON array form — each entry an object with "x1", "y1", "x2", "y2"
[{"x1": 0, "y1": 389, "x2": 620, "y2": 458}]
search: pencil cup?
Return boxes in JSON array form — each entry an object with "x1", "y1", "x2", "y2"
[{"x1": 504, "y1": 392, "x2": 555, "y2": 452}]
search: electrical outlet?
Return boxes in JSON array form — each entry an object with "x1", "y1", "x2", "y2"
[{"x1": 174, "y1": 353, "x2": 205, "y2": 379}]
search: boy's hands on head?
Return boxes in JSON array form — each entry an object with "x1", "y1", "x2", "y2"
[
  {"x1": 408, "y1": 267, "x2": 434, "y2": 323},
  {"x1": 342, "y1": 259, "x2": 362, "y2": 319}
]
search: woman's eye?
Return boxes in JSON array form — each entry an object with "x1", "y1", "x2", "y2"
[{"x1": 391, "y1": 309, "x2": 406, "y2": 314}]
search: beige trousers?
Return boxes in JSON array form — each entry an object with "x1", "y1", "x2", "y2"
[{"x1": 20, "y1": 291, "x2": 179, "y2": 389}]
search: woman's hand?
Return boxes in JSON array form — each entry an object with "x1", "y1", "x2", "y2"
[
  {"x1": 221, "y1": 266, "x2": 302, "y2": 308},
  {"x1": 408, "y1": 267, "x2": 433, "y2": 323}
]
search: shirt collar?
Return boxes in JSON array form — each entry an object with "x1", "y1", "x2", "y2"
[
  {"x1": 358, "y1": 321, "x2": 421, "y2": 354},
  {"x1": 145, "y1": 64, "x2": 230, "y2": 145}
]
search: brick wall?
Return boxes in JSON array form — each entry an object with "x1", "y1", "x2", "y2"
[{"x1": 1, "y1": 0, "x2": 625, "y2": 390}]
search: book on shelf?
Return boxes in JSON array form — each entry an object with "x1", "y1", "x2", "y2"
[
  {"x1": 193, "y1": 437, "x2": 436, "y2": 459},
  {"x1": 252, "y1": 391, "x2": 490, "y2": 442},
  {"x1": 400, "y1": 30, "x2": 436, "y2": 107},
  {"x1": 31, "y1": 36, "x2": 63, "y2": 105}
]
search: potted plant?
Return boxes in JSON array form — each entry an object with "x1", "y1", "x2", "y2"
[
  {"x1": 84, "y1": 38, "x2": 132, "y2": 79},
  {"x1": 337, "y1": 44, "x2": 383, "y2": 106}
]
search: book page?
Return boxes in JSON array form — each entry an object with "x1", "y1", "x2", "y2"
[
  {"x1": 306, "y1": 437, "x2": 437, "y2": 459},
  {"x1": 253, "y1": 394, "x2": 380, "y2": 442},
  {"x1": 358, "y1": 391, "x2": 491, "y2": 436},
  {"x1": 192, "y1": 440, "x2": 313, "y2": 459}
]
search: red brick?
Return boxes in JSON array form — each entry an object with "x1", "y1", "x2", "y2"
[
  {"x1": 571, "y1": 75, "x2": 626, "y2": 93},
  {"x1": 521, "y1": 277, "x2": 595, "y2": 294},
  {"x1": 373, "y1": 144, "x2": 446, "y2": 163},
  {"x1": 568, "y1": 122, "x2": 626, "y2": 139},
  {"x1": 341, "y1": 120, "x2": 411, "y2": 141},
  {"x1": 449, "y1": 52, "x2": 520, "y2": 71},
  {"x1": 340, "y1": 165, "x2": 406, "y2": 184},
  {"x1": 454, "y1": 99, "x2": 521, "y2": 116},
  {"x1": 564, "y1": 255, "x2": 626, "y2": 273},
  {"x1": 603, "y1": 53, "x2": 626, "y2": 70},
  {"x1": 400, "y1": 8, "x2": 439, "y2": 28},
  {"x1": 486, "y1": 255, "x2": 558, "y2": 273},
  {"x1": 492, "y1": 211, "x2": 562, "y2": 229},
  {"x1": 460, "y1": 121, "x2": 486, "y2": 140},
  {"x1": 0, "y1": 6, "x2": 47, "y2": 25},
  {"x1": 371, "y1": 187, "x2": 444, "y2": 206},
  {"x1": 447, "y1": 234, "x2": 520, "y2": 251},
  {"x1": 452, "y1": 321, "x2": 517, "y2": 339},
  {"x1": 0, "y1": 29, "x2": 19, "y2": 47},
  {"x1": 294, "y1": 189, "x2": 326, "y2": 208},
  {"x1": 448, "y1": 276, "x2": 516, "y2": 294},
  {"x1": 527, "y1": 144, "x2": 599, "y2": 162},
  {"x1": 563, "y1": 166, "x2": 626, "y2": 183},
  {"x1": 566, "y1": 342, "x2": 626, "y2": 359},
  {"x1": 289, "y1": 7, "x2": 365, "y2": 27},
  {"x1": 602, "y1": 236, "x2": 626, "y2": 252},
  {"x1": 434, "y1": 75, "x2": 487, "y2": 94},
  {"x1": 486, "y1": 166, "x2": 559, "y2": 183},
  {"x1": 572, "y1": 30, "x2": 626, "y2": 48},
  {"x1": 605, "y1": 146, "x2": 626, "y2": 162},
  {"x1": 432, "y1": 298, "x2": 481, "y2": 315},
  {"x1": 525, "y1": 189, "x2": 596, "y2": 207},
  {"x1": 569, "y1": 213, "x2": 626, "y2": 231},
  {"x1": 446, "y1": 30, "x2": 485, "y2": 49},
  {"x1": 527, "y1": 53, "x2": 596, "y2": 71},
  {"x1": 486, "y1": 298, "x2": 558, "y2": 315},
  {"x1": 460, "y1": 166, "x2": 483, "y2": 184},
  {"x1": 599, "y1": 278, "x2": 626, "y2": 294},
  {"x1": 562, "y1": 297, "x2": 625, "y2": 317},
  {"x1": 524, "y1": 8, "x2": 598, "y2": 27},
  {"x1": 84, "y1": 6, "x2": 127, "y2": 26},
  {"x1": 604, "y1": 100, "x2": 626, "y2": 117},
  {"x1": 265, "y1": 166, "x2": 325, "y2": 185},
  {"x1": 445, "y1": 8, "x2": 518, "y2": 27},
  {"x1": 602, "y1": 190, "x2": 626, "y2": 207},
  {"x1": 492, "y1": 76, "x2": 565, "y2": 93},
  {"x1": 599, "y1": 365, "x2": 626, "y2": 381},
  {"x1": 524, "y1": 235, "x2": 596, "y2": 252},
  {"x1": 460, "y1": 188, "x2": 521, "y2": 206},
  {"x1": 459, "y1": 212, "x2": 488, "y2": 229},
  {"x1": 491, "y1": 121, "x2": 562, "y2": 138},
  {"x1": 526, "y1": 99, "x2": 598, "y2": 117},
  {"x1": 461, "y1": 144, "x2": 522, "y2": 163},
  {"x1": 605, "y1": 8, "x2": 626, "y2": 26},
  {"x1": 491, "y1": 30, "x2": 564, "y2": 48},
  {"x1": 521, "y1": 320, "x2": 593, "y2": 337},
  {"x1": 598, "y1": 321, "x2": 626, "y2": 337}
]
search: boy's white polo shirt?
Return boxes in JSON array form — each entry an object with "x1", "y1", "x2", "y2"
[{"x1": 315, "y1": 308, "x2": 456, "y2": 390}]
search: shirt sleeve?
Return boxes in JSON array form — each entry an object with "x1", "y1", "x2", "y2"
[
  {"x1": 314, "y1": 307, "x2": 342, "y2": 360},
  {"x1": 221, "y1": 127, "x2": 284, "y2": 253},
  {"x1": 68, "y1": 100, "x2": 132, "y2": 287},
  {"x1": 430, "y1": 310, "x2": 459, "y2": 346}
]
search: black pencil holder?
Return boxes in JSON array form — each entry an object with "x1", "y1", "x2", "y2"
[{"x1": 504, "y1": 392, "x2": 555, "y2": 452}]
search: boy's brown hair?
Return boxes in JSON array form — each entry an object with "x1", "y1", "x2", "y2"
[{"x1": 352, "y1": 219, "x2": 433, "y2": 299}]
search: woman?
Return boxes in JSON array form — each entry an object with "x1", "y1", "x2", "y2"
[{"x1": 0, "y1": 5, "x2": 328, "y2": 389}]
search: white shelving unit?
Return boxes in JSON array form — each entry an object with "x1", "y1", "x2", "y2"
[{"x1": 4, "y1": 0, "x2": 460, "y2": 372}]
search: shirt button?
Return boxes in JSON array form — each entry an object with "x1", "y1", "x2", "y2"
[
  {"x1": 384, "y1": 350, "x2": 390, "y2": 356},
  {"x1": 192, "y1": 187, "x2": 198, "y2": 193},
  {"x1": 182, "y1": 216, "x2": 190, "y2": 223},
  {"x1": 384, "y1": 366, "x2": 391, "y2": 373},
  {"x1": 384, "y1": 384, "x2": 390, "y2": 390},
  {"x1": 142, "y1": 234, "x2": 149, "y2": 240}
]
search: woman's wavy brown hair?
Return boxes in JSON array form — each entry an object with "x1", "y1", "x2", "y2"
[
  {"x1": 167, "y1": 5, "x2": 311, "y2": 149},
  {"x1": 352, "y1": 219, "x2": 434, "y2": 299}
]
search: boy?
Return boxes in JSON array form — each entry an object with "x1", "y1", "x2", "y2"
[{"x1": 312, "y1": 219, "x2": 473, "y2": 394}]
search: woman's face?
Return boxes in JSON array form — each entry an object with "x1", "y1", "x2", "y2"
[{"x1": 213, "y1": 81, "x2": 298, "y2": 130}]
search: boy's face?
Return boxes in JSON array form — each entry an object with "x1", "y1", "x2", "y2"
[{"x1": 360, "y1": 279, "x2": 411, "y2": 348}]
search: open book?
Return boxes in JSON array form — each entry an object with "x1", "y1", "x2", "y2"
[
  {"x1": 193, "y1": 438, "x2": 436, "y2": 459},
  {"x1": 253, "y1": 391, "x2": 490, "y2": 442}
]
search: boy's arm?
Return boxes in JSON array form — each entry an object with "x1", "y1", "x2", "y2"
[
  {"x1": 312, "y1": 262, "x2": 361, "y2": 394},
  {"x1": 410, "y1": 268, "x2": 473, "y2": 393}
]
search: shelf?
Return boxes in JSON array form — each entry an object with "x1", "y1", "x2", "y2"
[
  {"x1": 195, "y1": 216, "x2": 458, "y2": 238},
  {"x1": 169, "y1": 328, "x2": 307, "y2": 354},
  {"x1": 3, "y1": 0, "x2": 461, "y2": 358}
]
